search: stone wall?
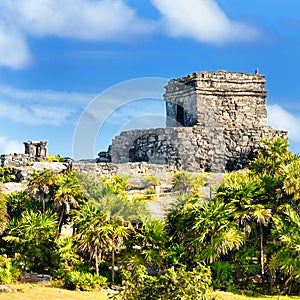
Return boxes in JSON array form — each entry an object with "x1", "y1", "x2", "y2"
[
  {"x1": 109, "y1": 127, "x2": 195, "y2": 167},
  {"x1": 109, "y1": 124, "x2": 287, "y2": 172},
  {"x1": 73, "y1": 161, "x2": 178, "y2": 177},
  {"x1": 1, "y1": 153, "x2": 35, "y2": 168}
]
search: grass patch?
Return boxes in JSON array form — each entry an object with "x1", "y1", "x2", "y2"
[
  {"x1": 0, "y1": 283, "x2": 115, "y2": 300},
  {"x1": 214, "y1": 291, "x2": 300, "y2": 299},
  {"x1": 1, "y1": 284, "x2": 300, "y2": 300}
]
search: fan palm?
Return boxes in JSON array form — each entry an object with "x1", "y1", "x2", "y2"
[
  {"x1": 282, "y1": 159, "x2": 300, "y2": 201},
  {"x1": 105, "y1": 217, "x2": 131, "y2": 284},
  {"x1": 249, "y1": 137, "x2": 290, "y2": 176},
  {"x1": 270, "y1": 204, "x2": 300, "y2": 291},
  {"x1": 189, "y1": 199, "x2": 244, "y2": 263},
  {"x1": 125, "y1": 219, "x2": 168, "y2": 274},
  {"x1": 4, "y1": 210, "x2": 57, "y2": 271},
  {"x1": 73, "y1": 203, "x2": 110, "y2": 275},
  {"x1": 54, "y1": 172, "x2": 84, "y2": 235},
  {"x1": 28, "y1": 170, "x2": 56, "y2": 213},
  {"x1": 168, "y1": 194, "x2": 244, "y2": 265},
  {"x1": 250, "y1": 204, "x2": 272, "y2": 282}
]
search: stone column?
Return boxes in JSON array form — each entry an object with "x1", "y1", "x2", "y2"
[
  {"x1": 24, "y1": 142, "x2": 35, "y2": 156},
  {"x1": 39, "y1": 141, "x2": 48, "y2": 158}
]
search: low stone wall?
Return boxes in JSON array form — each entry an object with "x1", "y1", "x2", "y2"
[
  {"x1": 1, "y1": 153, "x2": 35, "y2": 168},
  {"x1": 72, "y1": 161, "x2": 178, "y2": 177},
  {"x1": 1, "y1": 162, "x2": 68, "y2": 184},
  {"x1": 109, "y1": 125, "x2": 288, "y2": 172}
]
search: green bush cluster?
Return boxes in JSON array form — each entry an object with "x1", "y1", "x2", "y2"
[
  {"x1": 121, "y1": 264, "x2": 212, "y2": 300},
  {"x1": 46, "y1": 154, "x2": 66, "y2": 162},
  {"x1": 0, "y1": 166, "x2": 16, "y2": 183},
  {"x1": 172, "y1": 170, "x2": 205, "y2": 194},
  {"x1": 0, "y1": 254, "x2": 21, "y2": 284},
  {"x1": 55, "y1": 269, "x2": 108, "y2": 291}
]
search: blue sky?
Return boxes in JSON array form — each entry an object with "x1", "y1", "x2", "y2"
[{"x1": 0, "y1": 0, "x2": 300, "y2": 159}]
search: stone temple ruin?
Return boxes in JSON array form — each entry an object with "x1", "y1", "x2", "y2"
[
  {"x1": 1, "y1": 140, "x2": 48, "y2": 167},
  {"x1": 105, "y1": 70, "x2": 288, "y2": 172}
]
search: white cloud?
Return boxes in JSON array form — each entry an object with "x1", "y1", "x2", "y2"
[
  {"x1": 151, "y1": 0, "x2": 259, "y2": 45},
  {"x1": 0, "y1": 0, "x2": 263, "y2": 68},
  {"x1": 0, "y1": 84, "x2": 94, "y2": 125},
  {"x1": 0, "y1": 24, "x2": 32, "y2": 69},
  {"x1": 11, "y1": 0, "x2": 153, "y2": 40},
  {"x1": 0, "y1": 83, "x2": 94, "y2": 105},
  {"x1": 0, "y1": 136, "x2": 23, "y2": 154},
  {"x1": 0, "y1": 0, "x2": 154, "y2": 68},
  {"x1": 268, "y1": 104, "x2": 300, "y2": 142},
  {"x1": 0, "y1": 101, "x2": 75, "y2": 126}
]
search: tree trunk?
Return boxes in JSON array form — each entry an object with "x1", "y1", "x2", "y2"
[
  {"x1": 95, "y1": 246, "x2": 99, "y2": 276},
  {"x1": 112, "y1": 244, "x2": 115, "y2": 284},
  {"x1": 42, "y1": 198, "x2": 45, "y2": 214},
  {"x1": 57, "y1": 206, "x2": 65, "y2": 235},
  {"x1": 260, "y1": 223, "x2": 265, "y2": 284}
]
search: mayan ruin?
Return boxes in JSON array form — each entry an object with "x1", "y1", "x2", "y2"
[{"x1": 107, "y1": 70, "x2": 288, "y2": 172}]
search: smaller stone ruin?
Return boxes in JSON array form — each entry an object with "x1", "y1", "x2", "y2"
[
  {"x1": 24, "y1": 140, "x2": 48, "y2": 159},
  {"x1": 1, "y1": 140, "x2": 48, "y2": 167}
]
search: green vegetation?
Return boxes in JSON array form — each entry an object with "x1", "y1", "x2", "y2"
[
  {"x1": 0, "y1": 192, "x2": 7, "y2": 234},
  {"x1": 0, "y1": 166, "x2": 15, "y2": 183},
  {"x1": 142, "y1": 175, "x2": 160, "y2": 188},
  {"x1": 0, "y1": 137, "x2": 300, "y2": 298},
  {"x1": 46, "y1": 154, "x2": 67, "y2": 162},
  {"x1": 172, "y1": 170, "x2": 205, "y2": 194}
]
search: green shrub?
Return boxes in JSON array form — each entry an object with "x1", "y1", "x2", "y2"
[
  {"x1": 121, "y1": 263, "x2": 212, "y2": 300},
  {"x1": 142, "y1": 176, "x2": 160, "y2": 188},
  {"x1": 172, "y1": 171, "x2": 205, "y2": 194},
  {"x1": 105, "y1": 175, "x2": 130, "y2": 196},
  {"x1": 0, "y1": 166, "x2": 16, "y2": 183},
  {"x1": 144, "y1": 187, "x2": 156, "y2": 200},
  {"x1": 211, "y1": 260, "x2": 235, "y2": 291},
  {"x1": 55, "y1": 269, "x2": 108, "y2": 291},
  {"x1": 46, "y1": 155, "x2": 65, "y2": 162},
  {"x1": 0, "y1": 254, "x2": 21, "y2": 284}
]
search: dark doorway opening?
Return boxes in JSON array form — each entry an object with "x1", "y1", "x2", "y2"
[{"x1": 176, "y1": 104, "x2": 184, "y2": 125}]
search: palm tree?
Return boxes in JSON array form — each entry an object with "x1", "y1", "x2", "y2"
[
  {"x1": 74, "y1": 171, "x2": 111, "y2": 200},
  {"x1": 74, "y1": 202, "x2": 132, "y2": 282},
  {"x1": 217, "y1": 172, "x2": 273, "y2": 283},
  {"x1": 282, "y1": 158, "x2": 300, "y2": 201},
  {"x1": 0, "y1": 192, "x2": 7, "y2": 234},
  {"x1": 106, "y1": 217, "x2": 131, "y2": 284},
  {"x1": 172, "y1": 171, "x2": 204, "y2": 194},
  {"x1": 54, "y1": 172, "x2": 84, "y2": 235},
  {"x1": 270, "y1": 204, "x2": 300, "y2": 292},
  {"x1": 168, "y1": 194, "x2": 244, "y2": 265},
  {"x1": 124, "y1": 219, "x2": 168, "y2": 275},
  {"x1": 189, "y1": 199, "x2": 244, "y2": 263},
  {"x1": 249, "y1": 137, "x2": 290, "y2": 177},
  {"x1": 5, "y1": 191, "x2": 39, "y2": 219},
  {"x1": 4, "y1": 210, "x2": 58, "y2": 272},
  {"x1": 73, "y1": 202, "x2": 110, "y2": 275},
  {"x1": 250, "y1": 204, "x2": 272, "y2": 283},
  {"x1": 28, "y1": 170, "x2": 56, "y2": 213}
]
